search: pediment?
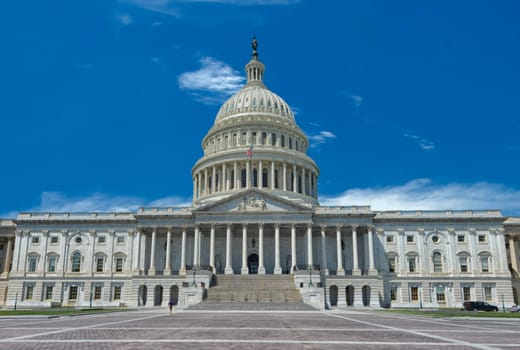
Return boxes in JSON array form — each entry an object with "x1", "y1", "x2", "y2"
[{"x1": 193, "y1": 190, "x2": 313, "y2": 213}]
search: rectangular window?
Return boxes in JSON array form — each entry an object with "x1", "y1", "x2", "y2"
[
  {"x1": 436, "y1": 286, "x2": 446, "y2": 303},
  {"x1": 94, "y1": 286, "x2": 102, "y2": 300},
  {"x1": 457, "y1": 235, "x2": 465, "y2": 243},
  {"x1": 242, "y1": 132, "x2": 247, "y2": 144},
  {"x1": 25, "y1": 285, "x2": 34, "y2": 300},
  {"x1": 98, "y1": 236, "x2": 106, "y2": 244},
  {"x1": 69, "y1": 286, "x2": 78, "y2": 300},
  {"x1": 410, "y1": 286, "x2": 419, "y2": 302},
  {"x1": 45, "y1": 286, "x2": 53, "y2": 300},
  {"x1": 50, "y1": 236, "x2": 59, "y2": 244},
  {"x1": 408, "y1": 257, "x2": 416, "y2": 272},
  {"x1": 113, "y1": 286, "x2": 122, "y2": 300},
  {"x1": 463, "y1": 286, "x2": 471, "y2": 301},
  {"x1": 96, "y1": 258, "x2": 104, "y2": 272},
  {"x1": 281, "y1": 135, "x2": 285, "y2": 147},
  {"x1": 481, "y1": 256, "x2": 489, "y2": 272},
  {"x1": 48, "y1": 256, "x2": 56, "y2": 272},
  {"x1": 386, "y1": 235, "x2": 394, "y2": 243},
  {"x1": 459, "y1": 256, "x2": 468, "y2": 272},
  {"x1": 406, "y1": 235, "x2": 414, "y2": 243},
  {"x1": 390, "y1": 286, "x2": 398, "y2": 301},
  {"x1": 252, "y1": 132, "x2": 257, "y2": 145},
  {"x1": 478, "y1": 235, "x2": 486, "y2": 243},
  {"x1": 484, "y1": 286, "x2": 493, "y2": 302},
  {"x1": 115, "y1": 257, "x2": 124, "y2": 272},
  {"x1": 31, "y1": 236, "x2": 40, "y2": 244},
  {"x1": 388, "y1": 257, "x2": 396, "y2": 273},
  {"x1": 261, "y1": 132, "x2": 266, "y2": 145},
  {"x1": 28, "y1": 256, "x2": 38, "y2": 272},
  {"x1": 271, "y1": 133, "x2": 276, "y2": 146},
  {"x1": 117, "y1": 236, "x2": 125, "y2": 244}
]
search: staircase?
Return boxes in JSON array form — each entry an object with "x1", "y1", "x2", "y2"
[{"x1": 188, "y1": 274, "x2": 314, "y2": 311}]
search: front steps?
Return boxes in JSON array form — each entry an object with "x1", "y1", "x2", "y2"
[{"x1": 189, "y1": 274, "x2": 313, "y2": 310}]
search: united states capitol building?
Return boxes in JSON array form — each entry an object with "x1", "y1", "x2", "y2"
[{"x1": 1, "y1": 41, "x2": 520, "y2": 310}]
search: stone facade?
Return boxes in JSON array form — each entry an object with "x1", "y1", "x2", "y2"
[{"x1": 1, "y1": 42, "x2": 519, "y2": 310}]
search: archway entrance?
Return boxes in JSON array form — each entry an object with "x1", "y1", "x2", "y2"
[
  {"x1": 346, "y1": 285, "x2": 354, "y2": 306},
  {"x1": 362, "y1": 285, "x2": 371, "y2": 306},
  {"x1": 169, "y1": 285, "x2": 179, "y2": 306},
  {"x1": 329, "y1": 285, "x2": 338, "y2": 306},
  {"x1": 248, "y1": 253, "x2": 259, "y2": 274},
  {"x1": 154, "y1": 285, "x2": 163, "y2": 306},
  {"x1": 138, "y1": 285, "x2": 147, "y2": 306}
]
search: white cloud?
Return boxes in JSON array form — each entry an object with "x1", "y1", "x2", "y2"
[
  {"x1": 116, "y1": 13, "x2": 134, "y2": 26},
  {"x1": 320, "y1": 179, "x2": 520, "y2": 215},
  {"x1": 308, "y1": 131, "x2": 336, "y2": 148},
  {"x1": 178, "y1": 56, "x2": 245, "y2": 104},
  {"x1": 119, "y1": 0, "x2": 181, "y2": 17},
  {"x1": 11, "y1": 192, "x2": 192, "y2": 215},
  {"x1": 403, "y1": 133, "x2": 435, "y2": 151},
  {"x1": 350, "y1": 94, "x2": 363, "y2": 108}
]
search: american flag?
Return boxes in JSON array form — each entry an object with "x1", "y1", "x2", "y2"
[{"x1": 246, "y1": 144, "x2": 253, "y2": 158}]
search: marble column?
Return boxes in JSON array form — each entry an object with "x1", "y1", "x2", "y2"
[
  {"x1": 320, "y1": 225, "x2": 329, "y2": 275},
  {"x1": 246, "y1": 160, "x2": 251, "y2": 189},
  {"x1": 225, "y1": 224, "x2": 233, "y2": 274},
  {"x1": 2, "y1": 237, "x2": 13, "y2": 275},
  {"x1": 204, "y1": 168, "x2": 208, "y2": 195},
  {"x1": 193, "y1": 225, "x2": 199, "y2": 268},
  {"x1": 234, "y1": 162, "x2": 238, "y2": 189},
  {"x1": 132, "y1": 229, "x2": 141, "y2": 273},
  {"x1": 292, "y1": 164, "x2": 297, "y2": 192},
  {"x1": 149, "y1": 228, "x2": 156, "y2": 275},
  {"x1": 165, "y1": 228, "x2": 172, "y2": 275},
  {"x1": 291, "y1": 224, "x2": 297, "y2": 272},
  {"x1": 38, "y1": 230, "x2": 49, "y2": 274},
  {"x1": 210, "y1": 224, "x2": 216, "y2": 273},
  {"x1": 367, "y1": 226, "x2": 377, "y2": 275},
  {"x1": 306, "y1": 224, "x2": 313, "y2": 268},
  {"x1": 283, "y1": 162, "x2": 287, "y2": 191},
  {"x1": 336, "y1": 225, "x2": 345, "y2": 275},
  {"x1": 302, "y1": 168, "x2": 306, "y2": 196},
  {"x1": 212, "y1": 165, "x2": 216, "y2": 193},
  {"x1": 258, "y1": 223, "x2": 265, "y2": 274},
  {"x1": 274, "y1": 224, "x2": 282, "y2": 274},
  {"x1": 259, "y1": 160, "x2": 263, "y2": 189},
  {"x1": 352, "y1": 225, "x2": 360, "y2": 275},
  {"x1": 241, "y1": 224, "x2": 248, "y2": 274},
  {"x1": 271, "y1": 161, "x2": 275, "y2": 190},
  {"x1": 510, "y1": 237, "x2": 518, "y2": 275},
  {"x1": 180, "y1": 228, "x2": 187, "y2": 276}
]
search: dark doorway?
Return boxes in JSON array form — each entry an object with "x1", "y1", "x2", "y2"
[
  {"x1": 154, "y1": 285, "x2": 163, "y2": 306},
  {"x1": 138, "y1": 285, "x2": 147, "y2": 306},
  {"x1": 329, "y1": 285, "x2": 338, "y2": 306},
  {"x1": 169, "y1": 285, "x2": 179, "y2": 306},
  {"x1": 248, "y1": 253, "x2": 259, "y2": 274},
  {"x1": 362, "y1": 285, "x2": 371, "y2": 306},
  {"x1": 346, "y1": 285, "x2": 354, "y2": 306}
]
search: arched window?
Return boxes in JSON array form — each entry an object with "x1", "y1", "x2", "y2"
[
  {"x1": 71, "y1": 252, "x2": 81, "y2": 272},
  {"x1": 432, "y1": 252, "x2": 442, "y2": 272},
  {"x1": 261, "y1": 132, "x2": 267, "y2": 145},
  {"x1": 480, "y1": 254, "x2": 491, "y2": 272},
  {"x1": 271, "y1": 133, "x2": 276, "y2": 146}
]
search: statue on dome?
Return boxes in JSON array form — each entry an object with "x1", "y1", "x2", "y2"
[{"x1": 252, "y1": 36, "x2": 258, "y2": 58}]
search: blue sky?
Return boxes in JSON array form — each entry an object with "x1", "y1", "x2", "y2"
[{"x1": 1, "y1": 0, "x2": 520, "y2": 217}]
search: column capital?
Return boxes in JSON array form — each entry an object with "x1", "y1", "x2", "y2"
[
  {"x1": 417, "y1": 228, "x2": 425, "y2": 236},
  {"x1": 335, "y1": 224, "x2": 342, "y2": 231},
  {"x1": 274, "y1": 222, "x2": 281, "y2": 229},
  {"x1": 468, "y1": 228, "x2": 477, "y2": 235},
  {"x1": 448, "y1": 228, "x2": 456, "y2": 235},
  {"x1": 151, "y1": 226, "x2": 158, "y2": 232},
  {"x1": 351, "y1": 224, "x2": 358, "y2": 231},
  {"x1": 366, "y1": 225, "x2": 374, "y2": 232},
  {"x1": 41, "y1": 230, "x2": 49, "y2": 236},
  {"x1": 61, "y1": 229, "x2": 68, "y2": 236},
  {"x1": 242, "y1": 223, "x2": 248, "y2": 229},
  {"x1": 226, "y1": 223, "x2": 232, "y2": 230},
  {"x1": 258, "y1": 223, "x2": 264, "y2": 228},
  {"x1": 108, "y1": 230, "x2": 116, "y2": 236},
  {"x1": 306, "y1": 222, "x2": 313, "y2": 229},
  {"x1": 166, "y1": 226, "x2": 173, "y2": 233},
  {"x1": 320, "y1": 224, "x2": 327, "y2": 231},
  {"x1": 210, "y1": 224, "x2": 216, "y2": 230},
  {"x1": 397, "y1": 228, "x2": 405, "y2": 235},
  {"x1": 89, "y1": 229, "x2": 96, "y2": 236},
  {"x1": 376, "y1": 228, "x2": 385, "y2": 235}
]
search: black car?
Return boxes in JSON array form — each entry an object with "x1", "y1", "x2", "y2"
[{"x1": 463, "y1": 301, "x2": 499, "y2": 312}]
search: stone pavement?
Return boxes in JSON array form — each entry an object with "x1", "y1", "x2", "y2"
[{"x1": 0, "y1": 308, "x2": 520, "y2": 349}]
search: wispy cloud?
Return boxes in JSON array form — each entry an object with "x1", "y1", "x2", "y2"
[
  {"x1": 116, "y1": 13, "x2": 134, "y2": 26},
  {"x1": 320, "y1": 179, "x2": 520, "y2": 215},
  {"x1": 308, "y1": 131, "x2": 336, "y2": 149},
  {"x1": 119, "y1": 0, "x2": 181, "y2": 17},
  {"x1": 350, "y1": 94, "x2": 363, "y2": 108},
  {"x1": 403, "y1": 133, "x2": 435, "y2": 151},
  {"x1": 178, "y1": 56, "x2": 245, "y2": 104},
  {"x1": 6, "y1": 192, "x2": 192, "y2": 216}
]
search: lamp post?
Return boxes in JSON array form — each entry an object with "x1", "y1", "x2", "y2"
[
  {"x1": 191, "y1": 267, "x2": 197, "y2": 287},
  {"x1": 502, "y1": 294, "x2": 505, "y2": 312},
  {"x1": 308, "y1": 268, "x2": 313, "y2": 288},
  {"x1": 14, "y1": 292, "x2": 18, "y2": 311},
  {"x1": 89, "y1": 289, "x2": 93, "y2": 309}
]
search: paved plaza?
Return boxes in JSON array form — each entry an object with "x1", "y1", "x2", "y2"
[{"x1": 0, "y1": 309, "x2": 519, "y2": 349}]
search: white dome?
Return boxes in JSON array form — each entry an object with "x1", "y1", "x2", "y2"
[{"x1": 215, "y1": 84, "x2": 295, "y2": 125}]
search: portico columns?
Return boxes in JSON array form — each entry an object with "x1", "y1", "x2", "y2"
[
  {"x1": 306, "y1": 224, "x2": 313, "y2": 268},
  {"x1": 149, "y1": 228, "x2": 156, "y2": 275},
  {"x1": 241, "y1": 224, "x2": 248, "y2": 274},
  {"x1": 258, "y1": 160, "x2": 263, "y2": 189},
  {"x1": 336, "y1": 225, "x2": 345, "y2": 275},
  {"x1": 180, "y1": 227, "x2": 187, "y2": 275},
  {"x1": 292, "y1": 164, "x2": 297, "y2": 192},
  {"x1": 258, "y1": 223, "x2": 265, "y2": 274},
  {"x1": 164, "y1": 228, "x2": 172, "y2": 275},
  {"x1": 320, "y1": 226, "x2": 329, "y2": 275},
  {"x1": 283, "y1": 162, "x2": 287, "y2": 191},
  {"x1": 291, "y1": 224, "x2": 297, "y2": 272},
  {"x1": 274, "y1": 224, "x2": 282, "y2": 274},
  {"x1": 352, "y1": 225, "x2": 361, "y2": 275},
  {"x1": 225, "y1": 224, "x2": 233, "y2": 274},
  {"x1": 367, "y1": 226, "x2": 377, "y2": 275},
  {"x1": 2, "y1": 237, "x2": 13, "y2": 275},
  {"x1": 193, "y1": 225, "x2": 200, "y2": 268},
  {"x1": 234, "y1": 162, "x2": 238, "y2": 189},
  {"x1": 270, "y1": 161, "x2": 275, "y2": 190},
  {"x1": 210, "y1": 224, "x2": 216, "y2": 273},
  {"x1": 510, "y1": 236, "x2": 518, "y2": 275},
  {"x1": 246, "y1": 160, "x2": 251, "y2": 189}
]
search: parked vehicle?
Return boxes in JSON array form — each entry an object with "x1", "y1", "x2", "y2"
[
  {"x1": 509, "y1": 305, "x2": 520, "y2": 312},
  {"x1": 463, "y1": 301, "x2": 499, "y2": 312}
]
